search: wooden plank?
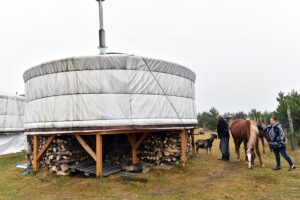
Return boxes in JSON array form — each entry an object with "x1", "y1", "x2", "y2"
[
  {"x1": 135, "y1": 133, "x2": 148, "y2": 149},
  {"x1": 127, "y1": 134, "x2": 139, "y2": 165},
  {"x1": 75, "y1": 135, "x2": 96, "y2": 161},
  {"x1": 25, "y1": 124, "x2": 197, "y2": 134},
  {"x1": 126, "y1": 134, "x2": 135, "y2": 147},
  {"x1": 33, "y1": 135, "x2": 39, "y2": 172},
  {"x1": 181, "y1": 130, "x2": 187, "y2": 164},
  {"x1": 96, "y1": 134, "x2": 103, "y2": 177},
  {"x1": 190, "y1": 129, "x2": 196, "y2": 155},
  {"x1": 37, "y1": 135, "x2": 55, "y2": 161},
  {"x1": 131, "y1": 134, "x2": 138, "y2": 165},
  {"x1": 127, "y1": 133, "x2": 148, "y2": 165}
]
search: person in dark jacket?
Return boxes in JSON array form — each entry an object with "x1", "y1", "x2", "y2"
[
  {"x1": 217, "y1": 116, "x2": 230, "y2": 161},
  {"x1": 263, "y1": 117, "x2": 296, "y2": 171}
]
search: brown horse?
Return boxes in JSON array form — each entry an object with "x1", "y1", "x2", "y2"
[
  {"x1": 257, "y1": 122, "x2": 270, "y2": 154},
  {"x1": 230, "y1": 119, "x2": 262, "y2": 169}
]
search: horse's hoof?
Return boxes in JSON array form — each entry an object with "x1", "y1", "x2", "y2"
[
  {"x1": 248, "y1": 166, "x2": 253, "y2": 170},
  {"x1": 261, "y1": 164, "x2": 266, "y2": 168}
]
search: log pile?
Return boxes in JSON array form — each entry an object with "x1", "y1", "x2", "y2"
[
  {"x1": 26, "y1": 132, "x2": 191, "y2": 176},
  {"x1": 140, "y1": 132, "x2": 190, "y2": 166},
  {"x1": 28, "y1": 136, "x2": 92, "y2": 176}
]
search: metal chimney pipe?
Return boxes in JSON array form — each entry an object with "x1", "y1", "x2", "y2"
[{"x1": 96, "y1": 0, "x2": 107, "y2": 54}]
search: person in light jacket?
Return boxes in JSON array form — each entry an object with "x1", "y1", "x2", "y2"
[{"x1": 263, "y1": 117, "x2": 296, "y2": 171}]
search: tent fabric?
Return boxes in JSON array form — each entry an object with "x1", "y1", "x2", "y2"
[
  {"x1": 0, "y1": 92, "x2": 25, "y2": 133},
  {"x1": 24, "y1": 55, "x2": 197, "y2": 133},
  {"x1": 0, "y1": 133, "x2": 26, "y2": 155}
]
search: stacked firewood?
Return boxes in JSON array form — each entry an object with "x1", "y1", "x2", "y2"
[
  {"x1": 28, "y1": 136, "x2": 92, "y2": 176},
  {"x1": 140, "y1": 132, "x2": 190, "y2": 166}
]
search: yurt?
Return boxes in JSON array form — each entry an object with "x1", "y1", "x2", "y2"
[
  {"x1": 24, "y1": 55, "x2": 197, "y2": 176},
  {"x1": 23, "y1": 0, "x2": 197, "y2": 177},
  {"x1": 0, "y1": 92, "x2": 26, "y2": 155}
]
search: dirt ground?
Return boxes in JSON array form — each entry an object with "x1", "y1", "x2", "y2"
[{"x1": 0, "y1": 132, "x2": 299, "y2": 200}]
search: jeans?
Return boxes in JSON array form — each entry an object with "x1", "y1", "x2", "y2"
[
  {"x1": 219, "y1": 138, "x2": 230, "y2": 159},
  {"x1": 273, "y1": 146, "x2": 294, "y2": 167}
]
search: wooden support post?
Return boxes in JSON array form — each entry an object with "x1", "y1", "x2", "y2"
[
  {"x1": 131, "y1": 134, "x2": 138, "y2": 165},
  {"x1": 96, "y1": 134, "x2": 103, "y2": 178},
  {"x1": 191, "y1": 129, "x2": 196, "y2": 155},
  {"x1": 37, "y1": 135, "x2": 55, "y2": 160},
  {"x1": 127, "y1": 133, "x2": 148, "y2": 165},
  {"x1": 33, "y1": 135, "x2": 39, "y2": 172},
  {"x1": 75, "y1": 135, "x2": 97, "y2": 161},
  {"x1": 181, "y1": 130, "x2": 187, "y2": 165},
  {"x1": 135, "y1": 133, "x2": 148, "y2": 149}
]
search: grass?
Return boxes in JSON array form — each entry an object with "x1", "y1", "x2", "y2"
[{"x1": 0, "y1": 132, "x2": 299, "y2": 200}]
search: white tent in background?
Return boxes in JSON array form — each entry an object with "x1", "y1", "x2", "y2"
[{"x1": 0, "y1": 92, "x2": 26, "y2": 155}]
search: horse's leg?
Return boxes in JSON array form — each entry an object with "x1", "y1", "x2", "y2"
[
  {"x1": 256, "y1": 140, "x2": 265, "y2": 167},
  {"x1": 243, "y1": 140, "x2": 248, "y2": 164},
  {"x1": 261, "y1": 137, "x2": 266, "y2": 154},
  {"x1": 235, "y1": 141, "x2": 241, "y2": 163},
  {"x1": 246, "y1": 148, "x2": 253, "y2": 169}
]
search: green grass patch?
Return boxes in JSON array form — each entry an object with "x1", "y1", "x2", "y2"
[{"x1": 0, "y1": 133, "x2": 299, "y2": 200}]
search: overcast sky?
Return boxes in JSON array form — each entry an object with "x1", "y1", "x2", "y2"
[{"x1": 0, "y1": 0, "x2": 299, "y2": 114}]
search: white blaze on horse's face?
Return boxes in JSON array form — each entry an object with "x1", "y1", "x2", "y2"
[{"x1": 247, "y1": 152, "x2": 252, "y2": 169}]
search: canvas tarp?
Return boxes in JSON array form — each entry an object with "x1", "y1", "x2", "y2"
[
  {"x1": 0, "y1": 92, "x2": 25, "y2": 133},
  {"x1": 24, "y1": 55, "x2": 197, "y2": 133},
  {"x1": 0, "y1": 133, "x2": 26, "y2": 155}
]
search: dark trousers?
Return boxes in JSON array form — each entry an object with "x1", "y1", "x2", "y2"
[
  {"x1": 220, "y1": 138, "x2": 230, "y2": 159},
  {"x1": 273, "y1": 146, "x2": 294, "y2": 167}
]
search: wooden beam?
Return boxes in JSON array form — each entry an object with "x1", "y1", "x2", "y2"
[
  {"x1": 75, "y1": 135, "x2": 96, "y2": 161},
  {"x1": 126, "y1": 134, "x2": 135, "y2": 147},
  {"x1": 135, "y1": 133, "x2": 148, "y2": 149},
  {"x1": 127, "y1": 134, "x2": 139, "y2": 165},
  {"x1": 33, "y1": 135, "x2": 39, "y2": 172},
  {"x1": 96, "y1": 134, "x2": 103, "y2": 177},
  {"x1": 181, "y1": 130, "x2": 187, "y2": 164},
  {"x1": 190, "y1": 129, "x2": 196, "y2": 155},
  {"x1": 37, "y1": 135, "x2": 55, "y2": 161},
  {"x1": 131, "y1": 134, "x2": 138, "y2": 165}
]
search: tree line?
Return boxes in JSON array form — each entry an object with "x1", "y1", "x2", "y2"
[{"x1": 197, "y1": 90, "x2": 300, "y2": 135}]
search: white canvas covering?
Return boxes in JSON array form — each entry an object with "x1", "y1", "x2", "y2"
[
  {"x1": 23, "y1": 54, "x2": 197, "y2": 134},
  {"x1": 0, "y1": 92, "x2": 26, "y2": 155},
  {"x1": 0, "y1": 134, "x2": 26, "y2": 155},
  {"x1": 0, "y1": 92, "x2": 25, "y2": 133}
]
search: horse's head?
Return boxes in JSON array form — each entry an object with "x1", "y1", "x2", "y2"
[
  {"x1": 257, "y1": 123, "x2": 270, "y2": 142},
  {"x1": 259, "y1": 130, "x2": 270, "y2": 141}
]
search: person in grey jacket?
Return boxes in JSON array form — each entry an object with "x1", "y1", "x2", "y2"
[{"x1": 263, "y1": 117, "x2": 296, "y2": 171}]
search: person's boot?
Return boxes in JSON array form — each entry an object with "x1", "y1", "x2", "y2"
[
  {"x1": 273, "y1": 166, "x2": 281, "y2": 170},
  {"x1": 218, "y1": 155, "x2": 225, "y2": 161},
  {"x1": 288, "y1": 165, "x2": 296, "y2": 171},
  {"x1": 223, "y1": 156, "x2": 230, "y2": 161}
]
